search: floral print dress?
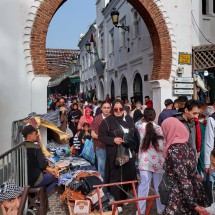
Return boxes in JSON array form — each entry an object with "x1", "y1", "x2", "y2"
[{"x1": 163, "y1": 143, "x2": 208, "y2": 215}]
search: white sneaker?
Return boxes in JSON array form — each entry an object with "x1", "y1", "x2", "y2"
[{"x1": 117, "y1": 207, "x2": 123, "y2": 213}]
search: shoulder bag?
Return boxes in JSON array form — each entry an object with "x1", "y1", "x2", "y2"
[{"x1": 158, "y1": 172, "x2": 174, "y2": 205}]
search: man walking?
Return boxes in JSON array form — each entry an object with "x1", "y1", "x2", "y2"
[
  {"x1": 174, "y1": 99, "x2": 201, "y2": 157},
  {"x1": 91, "y1": 101, "x2": 111, "y2": 180}
]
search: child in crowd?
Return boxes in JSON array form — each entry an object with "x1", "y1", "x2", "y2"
[
  {"x1": 71, "y1": 123, "x2": 92, "y2": 156},
  {"x1": 79, "y1": 123, "x2": 92, "y2": 144},
  {"x1": 195, "y1": 148, "x2": 215, "y2": 215},
  {"x1": 71, "y1": 129, "x2": 82, "y2": 156}
]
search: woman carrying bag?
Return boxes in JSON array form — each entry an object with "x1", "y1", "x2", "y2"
[{"x1": 98, "y1": 99, "x2": 137, "y2": 213}]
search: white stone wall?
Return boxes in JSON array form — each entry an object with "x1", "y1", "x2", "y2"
[
  {"x1": 1, "y1": 0, "x2": 215, "y2": 154},
  {"x1": 0, "y1": 0, "x2": 49, "y2": 154}
]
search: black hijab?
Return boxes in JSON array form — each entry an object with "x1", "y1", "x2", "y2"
[{"x1": 111, "y1": 99, "x2": 130, "y2": 128}]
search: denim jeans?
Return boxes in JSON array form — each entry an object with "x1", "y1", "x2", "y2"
[
  {"x1": 95, "y1": 147, "x2": 106, "y2": 181},
  {"x1": 34, "y1": 172, "x2": 58, "y2": 194}
]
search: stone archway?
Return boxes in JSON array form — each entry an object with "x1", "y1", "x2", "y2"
[{"x1": 28, "y1": 0, "x2": 172, "y2": 80}]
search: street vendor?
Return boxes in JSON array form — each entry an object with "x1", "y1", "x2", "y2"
[
  {"x1": 0, "y1": 181, "x2": 22, "y2": 215},
  {"x1": 22, "y1": 125, "x2": 58, "y2": 194}
]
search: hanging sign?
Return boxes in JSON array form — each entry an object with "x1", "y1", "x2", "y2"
[
  {"x1": 174, "y1": 83, "x2": 194, "y2": 88},
  {"x1": 174, "y1": 77, "x2": 193, "y2": 83},
  {"x1": 174, "y1": 89, "x2": 194, "y2": 95},
  {"x1": 178, "y1": 52, "x2": 192, "y2": 65}
]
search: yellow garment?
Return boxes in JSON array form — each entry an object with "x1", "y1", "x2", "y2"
[
  {"x1": 34, "y1": 117, "x2": 69, "y2": 141},
  {"x1": 25, "y1": 116, "x2": 69, "y2": 157}
]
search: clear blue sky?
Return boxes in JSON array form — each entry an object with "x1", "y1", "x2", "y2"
[{"x1": 46, "y1": 0, "x2": 96, "y2": 49}]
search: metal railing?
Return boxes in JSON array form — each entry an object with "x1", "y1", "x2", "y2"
[{"x1": 0, "y1": 142, "x2": 28, "y2": 187}]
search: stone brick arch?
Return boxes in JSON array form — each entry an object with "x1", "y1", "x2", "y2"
[
  {"x1": 29, "y1": 0, "x2": 67, "y2": 76},
  {"x1": 127, "y1": 0, "x2": 173, "y2": 80},
  {"x1": 28, "y1": 0, "x2": 173, "y2": 80}
]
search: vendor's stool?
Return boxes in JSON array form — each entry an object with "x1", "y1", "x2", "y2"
[{"x1": 28, "y1": 187, "x2": 49, "y2": 215}]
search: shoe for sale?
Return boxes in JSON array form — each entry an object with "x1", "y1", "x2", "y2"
[{"x1": 117, "y1": 207, "x2": 123, "y2": 213}]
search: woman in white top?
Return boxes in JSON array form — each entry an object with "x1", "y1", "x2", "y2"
[{"x1": 135, "y1": 107, "x2": 165, "y2": 215}]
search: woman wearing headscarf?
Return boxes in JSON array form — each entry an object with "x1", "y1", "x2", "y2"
[
  {"x1": 161, "y1": 117, "x2": 208, "y2": 215},
  {"x1": 77, "y1": 107, "x2": 93, "y2": 130},
  {"x1": 98, "y1": 99, "x2": 137, "y2": 212},
  {"x1": 135, "y1": 107, "x2": 165, "y2": 215}
]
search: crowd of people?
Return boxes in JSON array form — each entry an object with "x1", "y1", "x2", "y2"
[
  {"x1": 1, "y1": 92, "x2": 215, "y2": 215},
  {"x1": 46, "y1": 93, "x2": 215, "y2": 214}
]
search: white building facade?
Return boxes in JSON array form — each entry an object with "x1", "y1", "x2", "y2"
[
  {"x1": 0, "y1": 0, "x2": 215, "y2": 153},
  {"x1": 79, "y1": 0, "x2": 215, "y2": 111}
]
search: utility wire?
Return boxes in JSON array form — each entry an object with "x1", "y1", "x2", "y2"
[{"x1": 191, "y1": 11, "x2": 214, "y2": 45}]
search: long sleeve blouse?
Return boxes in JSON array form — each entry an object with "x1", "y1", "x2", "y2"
[{"x1": 135, "y1": 120, "x2": 165, "y2": 173}]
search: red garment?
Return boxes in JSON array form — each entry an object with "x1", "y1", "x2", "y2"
[
  {"x1": 194, "y1": 118, "x2": 202, "y2": 152},
  {"x1": 145, "y1": 100, "x2": 153, "y2": 108},
  {"x1": 91, "y1": 114, "x2": 105, "y2": 149}
]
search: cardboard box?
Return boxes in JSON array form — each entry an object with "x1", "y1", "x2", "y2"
[{"x1": 74, "y1": 200, "x2": 91, "y2": 215}]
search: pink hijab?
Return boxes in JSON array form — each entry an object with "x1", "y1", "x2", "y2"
[
  {"x1": 84, "y1": 107, "x2": 93, "y2": 125},
  {"x1": 161, "y1": 117, "x2": 189, "y2": 158}
]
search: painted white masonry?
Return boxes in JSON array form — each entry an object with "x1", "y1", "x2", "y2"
[
  {"x1": 0, "y1": 0, "x2": 49, "y2": 154},
  {"x1": 1, "y1": 0, "x2": 215, "y2": 154}
]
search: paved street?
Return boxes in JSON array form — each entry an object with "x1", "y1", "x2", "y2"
[{"x1": 48, "y1": 187, "x2": 158, "y2": 215}]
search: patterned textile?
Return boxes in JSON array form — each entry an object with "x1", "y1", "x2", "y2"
[
  {"x1": 0, "y1": 182, "x2": 22, "y2": 202},
  {"x1": 163, "y1": 143, "x2": 208, "y2": 215},
  {"x1": 135, "y1": 120, "x2": 165, "y2": 173},
  {"x1": 91, "y1": 114, "x2": 105, "y2": 149}
]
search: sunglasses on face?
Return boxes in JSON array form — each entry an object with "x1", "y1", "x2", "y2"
[{"x1": 114, "y1": 107, "x2": 124, "y2": 112}]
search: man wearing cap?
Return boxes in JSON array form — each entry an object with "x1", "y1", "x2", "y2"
[
  {"x1": 158, "y1": 99, "x2": 177, "y2": 126},
  {"x1": 22, "y1": 125, "x2": 57, "y2": 194},
  {"x1": 0, "y1": 181, "x2": 22, "y2": 215}
]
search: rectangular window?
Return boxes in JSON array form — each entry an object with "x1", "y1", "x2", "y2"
[
  {"x1": 144, "y1": 75, "x2": 148, "y2": 82},
  {"x1": 202, "y1": 0, "x2": 207, "y2": 15},
  {"x1": 109, "y1": 30, "x2": 114, "y2": 53},
  {"x1": 101, "y1": 32, "x2": 104, "y2": 59},
  {"x1": 213, "y1": 0, "x2": 215, "y2": 13}
]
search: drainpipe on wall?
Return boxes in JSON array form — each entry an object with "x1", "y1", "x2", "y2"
[{"x1": 30, "y1": 76, "x2": 35, "y2": 113}]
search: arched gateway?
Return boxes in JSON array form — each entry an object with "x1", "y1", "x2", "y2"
[{"x1": 27, "y1": 0, "x2": 172, "y2": 80}]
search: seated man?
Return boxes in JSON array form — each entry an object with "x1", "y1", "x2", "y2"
[
  {"x1": 22, "y1": 125, "x2": 57, "y2": 194},
  {"x1": 0, "y1": 181, "x2": 22, "y2": 215}
]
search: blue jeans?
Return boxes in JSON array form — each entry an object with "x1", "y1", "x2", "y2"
[
  {"x1": 95, "y1": 148, "x2": 106, "y2": 181},
  {"x1": 34, "y1": 172, "x2": 58, "y2": 194}
]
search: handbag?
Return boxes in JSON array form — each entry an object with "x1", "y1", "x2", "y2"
[
  {"x1": 123, "y1": 133, "x2": 136, "y2": 149},
  {"x1": 158, "y1": 173, "x2": 174, "y2": 205},
  {"x1": 80, "y1": 139, "x2": 95, "y2": 164},
  {"x1": 115, "y1": 144, "x2": 130, "y2": 166}
]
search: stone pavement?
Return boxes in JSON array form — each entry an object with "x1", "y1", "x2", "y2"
[{"x1": 47, "y1": 187, "x2": 159, "y2": 215}]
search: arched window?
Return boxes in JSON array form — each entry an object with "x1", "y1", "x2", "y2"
[
  {"x1": 121, "y1": 77, "x2": 128, "y2": 100},
  {"x1": 133, "y1": 73, "x2": 143, "y2": 103}
]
